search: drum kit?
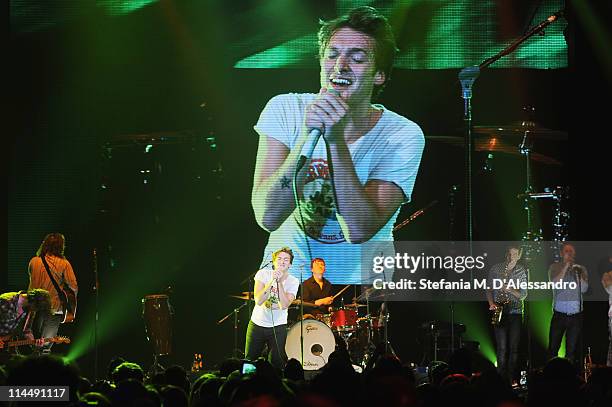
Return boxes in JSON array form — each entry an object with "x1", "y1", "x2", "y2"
[
  {"x1": 226, "y1": 288, "x2": 392, "y2": 370},
  {"x1": 428, "y1": 116, "x2": 568, "y2": 244},
  {"x1": 286, "y1": 300, "x2": 389, "y2": 370}
]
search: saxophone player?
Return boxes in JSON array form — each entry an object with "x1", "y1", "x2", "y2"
[{"x1": 486, "y1": 245, "x2": 528, "y2": 385}]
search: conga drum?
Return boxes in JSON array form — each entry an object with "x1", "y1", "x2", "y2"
[{"x1": 142, "y1": 294, "x2": 172, "y2": 355}]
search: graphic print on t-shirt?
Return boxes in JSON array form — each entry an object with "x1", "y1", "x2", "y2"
[
  {"x1": 264, "y1": 283, "x2": 280, "y2": 309},
  {"x1": 298, "y1": 158, "x2": 345, "y2": 244}
]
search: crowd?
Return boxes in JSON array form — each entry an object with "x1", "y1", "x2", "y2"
[{"x1": 1, "y1": 347, "x2": 611, "y2": 407}]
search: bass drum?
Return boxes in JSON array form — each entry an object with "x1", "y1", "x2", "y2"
[{"x1": 285, "y1": 319, "x2": 336, "y2": 370}]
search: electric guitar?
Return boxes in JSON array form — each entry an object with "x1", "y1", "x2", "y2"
[{"x1": 0, "y1": 336, "x2": 71, "y2": 350}]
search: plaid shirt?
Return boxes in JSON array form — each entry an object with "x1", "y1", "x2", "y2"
[
  {"x1": 0, "y1": 291, "x2": 32, "y2": 338},
  {"x1": 487, "y1": 262, "x2": 528, "y2": 315}
]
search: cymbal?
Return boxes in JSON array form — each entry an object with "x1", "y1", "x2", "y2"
[
  {"x1": 355, "y1": 287, "x2": 388, "y2": 302},
  {"x1": 343, "y1": 303, "x2": 366, "y2": 308},
  {"x1": 229, "y1": 295, "x2": 253, "y2": 301},
  {"x1": 107, "y1": 130, "x2": 200, "y2": 147},
  {"x1": 472, "y1": 123, "x2": 567, "y2": 141},
  {"x1": 291, "y1": 299, "x2": 317, "y2": 307},
  {"x1": 425, "y1": 135, "x2": 562, "y2": 165},
  {"x1": 229, "y1": 292, "x2": 254, "y2": 301}
]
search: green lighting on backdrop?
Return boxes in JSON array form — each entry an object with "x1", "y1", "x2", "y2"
[
  {"x1": 10, "y1": 0, "x2": 159, "y2": 33},
  {"x1": 66, "y1": 257, "x2": 175, "y2": 362},
  {"x1": 527, "y1": 299, "x2": 566, "y2": 358},
  {"x1": 235, "y1": 34, "x2": 318, "y2": 69},
  {"x1": 528, "y1": 300, "x2": 551, "y2": 349},
  {"x1": 99, "y1": 1, "x2": 158, "y2": 16},
  {"x1": 235, "y1": 0, "x2": 567, "y2": 70},
  {"x1": 454, "y1": 303, "x2": 496, "y2": 365}
]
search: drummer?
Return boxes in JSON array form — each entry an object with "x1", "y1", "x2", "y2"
[{"x1": 301, "y1": 258, "x2": 334, "y2": 318}]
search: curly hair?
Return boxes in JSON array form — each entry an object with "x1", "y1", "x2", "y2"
[
  {"x1": 36, "y1": 233, "x2": 66, "y2": 258},
  {"x1": 318, "y1": 6, "x2": 398, "y2": 99}
]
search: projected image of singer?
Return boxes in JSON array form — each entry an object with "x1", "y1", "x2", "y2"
[
  {"x1": 245, "y1": 247, "x2": 299, "y2": 371},
  {"x1": 251, "y1": 6, "x2": 425, "y2": 283}
]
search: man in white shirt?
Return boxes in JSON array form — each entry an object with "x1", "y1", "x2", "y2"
[
  {"x1": 250, "y1": 6, "x2": 425, "y2": 283},
  {"x1": 600, "y1": 255, "x2": 612, "y2": 367},
  {"x1": 548, "y1": 243, "x2": 589, "y2": 364},
  {"x1": 245, "y1": 247, "x2": 299, "y2": 370}
]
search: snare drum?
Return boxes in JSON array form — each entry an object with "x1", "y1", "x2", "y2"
[
  {"x1": 330, "y1": 308, "x2": 358, "y2": 332},
  {"x1": 285, "y1": 319, "x2": 336, "y2": 370},
  {"x1": 315, "y1": 313, "x2": 332, "y2": 327}
]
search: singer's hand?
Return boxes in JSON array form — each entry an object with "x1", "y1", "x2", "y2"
[
  {"x1": 304, "y1": 88, "x2": 348, "y2": 142},
  {"x1": 272, "y1": 270, "x2": 283, "y2": 281}
]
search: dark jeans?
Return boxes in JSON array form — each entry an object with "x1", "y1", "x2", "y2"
[
  {"x1": 608, "y1": 316, "x2": 612, "y2": 367},
  {"x1": 245, "y1": 321, "x2": 288, "y2": 371},
  {"x1": 548, "y1": 311, "x2": 583, "y2": 364},
  {"x1": 494, "y1": 313, "x2": 522, "y2": 383},
  {"x1": 33, "y1": 313, "x2": 63, "y2": 353}
]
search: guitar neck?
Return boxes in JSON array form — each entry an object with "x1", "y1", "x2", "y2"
[{"x1": 4, "y1": 337, "x2": 55, "y2": 347}]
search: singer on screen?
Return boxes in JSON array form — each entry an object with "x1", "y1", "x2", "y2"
[{"x1": 250, "y1": 6, "x2": 425, "y2": 284}]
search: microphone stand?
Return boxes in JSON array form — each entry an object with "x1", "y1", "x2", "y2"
[
  {"x1": 458, "y1": 10, "x2": 564, "y2": 245},
  {"x1": 393, "y1": 200, "x2": 439, "y2": 232},
  {"x1": 299, "y1": 266, "x2": 304, "y2": 367},
  {"x1": 93, "y1": 248, "x2": 99, "y2": 382},
  {"x1": 242, "y1": 260, "x2": 270, "y2": 318},
  {"x1": 217, "y1": 301, "x2": 249, "y2": 359}
]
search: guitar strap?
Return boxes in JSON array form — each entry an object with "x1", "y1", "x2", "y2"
[{"x1": 40, "y1": 255, "x2": 68, "y2": 312}]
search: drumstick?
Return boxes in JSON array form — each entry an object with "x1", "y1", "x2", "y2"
[{"x1": 332, "y1": 284, "x2": 351, "y2": 300}]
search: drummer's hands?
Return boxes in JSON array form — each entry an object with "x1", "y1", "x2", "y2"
[{"x1": 315, "y1": 296, "x2": 334, "y2": 306}]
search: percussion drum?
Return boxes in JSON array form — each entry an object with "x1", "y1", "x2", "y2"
[
  {"x1": 285, "y1": 319, "x2": 336, "y2": 370},
  {"x1": 142, "y1": 294, "x2": 173, "y2": 356},
  {"x1": 315, "y1": 313, "x2": 332, "y2": 327},
  {"x1": 330, "y1": 308, "x2": 358, "y2": 332}
]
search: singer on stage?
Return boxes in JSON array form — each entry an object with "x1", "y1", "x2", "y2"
[
  {"x1": 548, "y1": 243, "x2": 589, "y2": 364},
  {"x1": 250, "y1": 6, "x2": 425, "y2": 283},
  {"x1": 245, "y1": 247, "x2": 299, "y2": 370}
]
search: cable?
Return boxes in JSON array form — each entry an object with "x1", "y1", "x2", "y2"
[
  {"x1": 293, "y1": 156, "x2": 315, "y2": 367},
  {"x1": 268, "y1": 275, "x2": 283, "y2": 368}
]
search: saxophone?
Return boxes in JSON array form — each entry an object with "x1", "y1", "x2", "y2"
[{"x1": 491, "y1": 265, "x2": 512, "y2": 326}]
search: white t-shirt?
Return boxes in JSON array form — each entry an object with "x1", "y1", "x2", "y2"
[
  {"x1": 605, "y1": 281, "x2": 612, "y2": 317},
  {"x1": 250, "y1": 268, "x2": 300, "y2": 327},
  {"x1": 253, "y1": 93, "x2": 425, "y2": 284}
]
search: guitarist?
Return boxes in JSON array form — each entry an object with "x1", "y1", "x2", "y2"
[
  {"x1": 486, "y1": 245, "x2": 527, "y2": 385},
  {"x1": 28, "y1": 232, "x2": 78, "y2": 353},
  {"x1": 0, "y1": 289, "x2": 50, "y2": 353}
]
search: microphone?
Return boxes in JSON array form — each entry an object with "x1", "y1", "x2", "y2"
[
  {"x1": 298, "y1": 128, "x2": 323, "y2": 169},
  {"x1": 297, "y1": 88, "x2": 341, "y2": 170}
]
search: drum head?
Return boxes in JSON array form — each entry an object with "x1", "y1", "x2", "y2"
[{"x1": 285, "y1": 319, "x2": 335, "y2": 370}]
